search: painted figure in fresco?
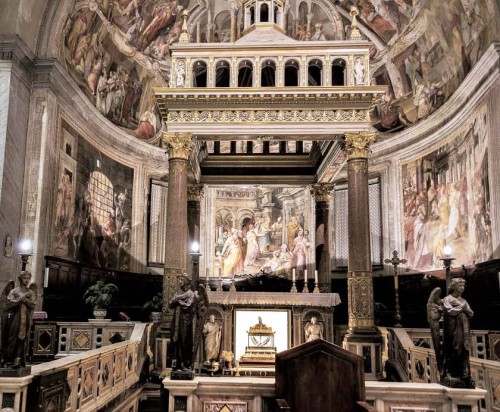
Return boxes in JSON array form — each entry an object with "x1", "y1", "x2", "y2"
[
  {"x1": 203, "y1": 314, "x2": 222, "y2": 365},
  {"x1": 286, "y1": 216, "x2": 302, "y2": 250},
  {"x1": 310, "y1": 22, "x2": 326, "y2": 41},
  {"x1": 66, "y1": 10, "x2": 88, "y2": 58},
  {"x1": 221, "y1": 228, "x2": 243, "y2": 276},
  {"x1": 279, "y1": 244, "x2": 292, "y2": 274},
  {"x1": 304, "y1": 317, "x2": 323, "y2": 342},
  {"x1": 257, "y1": 215, "x2": 272, "y2": 253},
  {"x1": 134, "y1": 105, "x2": 157, "y2": 140},
  {"x1": 1, "y1": 272, "x2": 38, "y2": 368},
  {"x1": 118, "y1": 219, "x2": 131, "y2": 270},
  {"x1": 291, "y1": 229, "x2": 310, "y2": 275},
  {"x1": 244, "y1": 221, "x2": 260, "y2": 266},
  {"x1": 215, "y1": 227, "x2": 229, "y2": 257}
]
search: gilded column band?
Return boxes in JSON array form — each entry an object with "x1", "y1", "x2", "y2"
[
  {"x1": 162, "y1": 132, "x2": 195, "y2": 160},
  {"x1": 347, "y1": 270, "x2": 374, "y2": 329},
  {"x1": 344, "y1": 131, "x2": 377, "y2": 159}
]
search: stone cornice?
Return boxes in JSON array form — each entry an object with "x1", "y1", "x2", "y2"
[{"x1": 0, "y1": 35, "x2": 35, "y2": 89}]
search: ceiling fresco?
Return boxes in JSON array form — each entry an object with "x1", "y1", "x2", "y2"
[{"x1": 62, "y1": 0, "x2": 499, "y2": 141}]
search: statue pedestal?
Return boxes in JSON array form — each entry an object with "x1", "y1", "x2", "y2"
[
  {"x1": 0, "y1": 367, "x2": 31, "y2": 377},
  {"x1": 171, "y1": 369, "x2": 195, "y2": 380}
]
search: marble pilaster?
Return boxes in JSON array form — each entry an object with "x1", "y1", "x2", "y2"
[
  {"x1": 162, "y1": 132, "x2": 195, "y2": 322},
  {"x1": 342, "y1": 130, "x2": 382, "y2": 380}
]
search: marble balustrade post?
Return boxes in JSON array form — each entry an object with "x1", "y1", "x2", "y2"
[
  {"x1": 311, "y1": 183, "x2": 334, "y2": 292},
  {"x1": 162, "y1": 132, "x2": 195, "y2": 324}
]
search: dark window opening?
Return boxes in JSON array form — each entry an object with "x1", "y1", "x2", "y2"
[
  {"x1": 331, "y1": 59, "x2": 346, "y2": 86},
  {"x1": 193, "y1": 61, "x2": 207, "y2": 87},
  {"x1": 216, "y1": 61, "x2": 230, "y2": 87},
  {"x1": 284, "y1": 60, "x2": 299, "y2": 86},
  {"x1": 260, "y1": 3, "x2": 269, "y2": 22}
]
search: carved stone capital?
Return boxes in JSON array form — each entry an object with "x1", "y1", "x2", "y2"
[
  {"x1": 344, "y1": 131, "x2": 377, "y2": 159},
  {"x1": 188, "y1": 184, "x2": 205, "y2": 202},
  {"x1": 163, "y1": 132, "x2": 195, "y2": 160},
  {"x1": 310, "y1": 183, "x2": 334, "y2": 202}
]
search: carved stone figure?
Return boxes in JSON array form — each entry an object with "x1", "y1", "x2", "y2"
[
  {"x1": 1, "y1": 271, "x2": 38, "y2": 368},
  {"x1": 203, "y1": 314, "x2": 222, "y2": 365},
  {"x1": 427, "y1": 278, "x2": 474, "y2": 388},
  {"x1": 169, "y1": 275, "x2": 208, "y2": 375},
  {"x1": 304, "y1": 316, "x2": 323, "y2": 342},
  {"x1": 3, "y1": 236, "x2": 13, "y2": 258},
  {"x1": 354, "y1": 58, "x2": 365, "y2": 85}
]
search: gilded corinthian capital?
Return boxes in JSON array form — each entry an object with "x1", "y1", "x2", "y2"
[
  {"x1": 344, "y1": 131, "x2": 377, "y2": 159},
  {"x1": 310, "y1": 183, "x2": 334, "y2": 202},
  {"x1": 163, "y1": 132, "x2": 195, "y2": 160},
  {"x1": 188, "y1": 184, "x2": 205, "y2": 202}
]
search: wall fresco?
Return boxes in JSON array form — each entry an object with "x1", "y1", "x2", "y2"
[
  {"x1": 53, "y1": 123, "x2": 134, "y2": 271},
  {"x1": 401, "y1": 105, "x2": 491, "y2": 271},
  {"x1": 212, "y1": 187, "x2": 310, "y2": 278}
]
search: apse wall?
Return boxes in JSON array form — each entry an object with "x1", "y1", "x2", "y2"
[{"x1": 364, "y1": 43, "x2": 500, "y2": 273}]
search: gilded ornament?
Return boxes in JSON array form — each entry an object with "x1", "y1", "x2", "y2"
[
  {"x1": 162, "y1": 132, "x2": 195, "y2": 160},
  {"x1": 350, "y1": 161, "x2": 367, "y2": 174},
  {"x1": 187, "y1": 184, "x2": 205, "y2": 201},
  {"x1": 344, "y1": 131, "x2": 377, "y2": 159},
  {"x1": 347, "y1": 270, "x2": 374, "y2": 329},
  {"x1": 311, "y1": 183, "x2": 334, "y2": 202},
  {"x1": 166, "y1": 109, "x2": 370, "y2": 124}
]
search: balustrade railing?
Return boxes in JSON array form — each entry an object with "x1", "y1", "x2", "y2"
[
  {"x1": 387, "y1": 327, "x2": 500, "y2": 412},
  {"x1": 0, "y1": 323, "x2": 149, "y2": 412}
]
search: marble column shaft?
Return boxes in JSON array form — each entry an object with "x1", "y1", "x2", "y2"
[
  {"x1": 345, "y1": 132, "x2": 377, "y2": 332},
  {"x1": 162, "y1": 132, "x2": 195, "y2": 322},
  {"x1": 311, "y1": 183, "x2": 334, "y2": 292}
]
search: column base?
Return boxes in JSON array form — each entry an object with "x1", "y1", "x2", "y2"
[{"x1": 343, "y1": 327, "x2": 383, "y2": 381}]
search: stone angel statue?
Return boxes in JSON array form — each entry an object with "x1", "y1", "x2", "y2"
[
  {"x1": 304, "y1": 316, "x2": 323, "y2": 342},
  {"x1": 1, "y1": 271, "x2": 38, "y2": 369},
  {"x1": 426, "y1": 278, "x2": 474, "y2": 388}
]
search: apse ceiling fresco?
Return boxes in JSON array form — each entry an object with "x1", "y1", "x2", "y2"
[{"x1": 62, "y1": 0, "x2": 499, "y2": 141}]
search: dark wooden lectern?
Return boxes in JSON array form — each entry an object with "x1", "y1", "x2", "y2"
[{"x1": 275, "y1": 339, "x2": 376, "y2": 412}]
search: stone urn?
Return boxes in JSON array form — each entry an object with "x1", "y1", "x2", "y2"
[
  {"x1": 93, "y1": 308, "x2": 107, "y2": 319},
  {"x1": 150, "y1": 311, "x2": 162, "y2": 323}
]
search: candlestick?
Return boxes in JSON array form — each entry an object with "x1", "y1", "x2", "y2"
[
  {"x1": 313, "y1": 281, "x2": 320, "y2": 293},
  {"x1": 314, "y1": 270, "x2": 318, "y2": 283},
  {"x1": 302, "y1": 270, "x2": 308, "y2": 293},
  {"x1": 292, "y1": 268, "x2": 296, "y2": 282},
  {"x1": 206, "y1": 268, "x2": 209, "y2": 282},
  {"x1": 290, "y1": 280, "x2": 298, "y2": 293}
]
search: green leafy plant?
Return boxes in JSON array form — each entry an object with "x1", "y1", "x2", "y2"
[
  {"x1": 83, "y1": 280, "x2": 119, "y2": 309},
  {"x1": 142, "y1": 292, "x2": 163, "y2": 312}
]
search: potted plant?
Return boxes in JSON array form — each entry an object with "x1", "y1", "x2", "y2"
[
  {"x1": 142, "y1": 292, "x2": 163, "y2": 323},
  {"x1": 83, "y1": 280, "x2": 119, "y2": 320}
]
